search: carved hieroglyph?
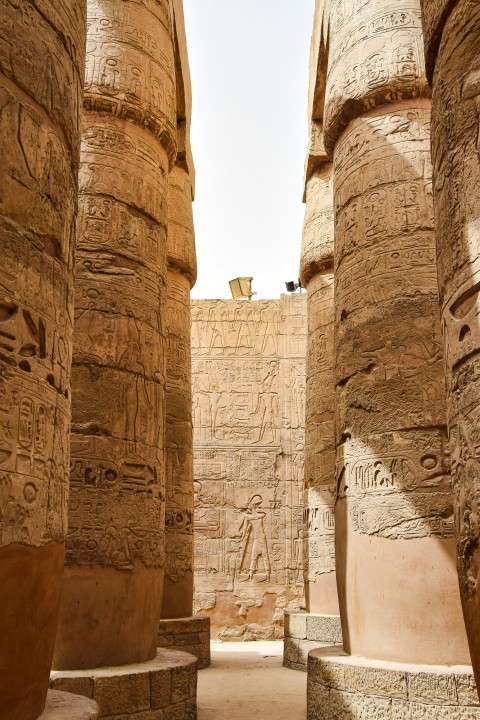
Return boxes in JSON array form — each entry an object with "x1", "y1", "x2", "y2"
[
  {"x1": 421, "y1": 0, "x2": 480, "y2": 689},
  {"x1": 300, "y1": 165, "x2": 339, "y2": 616},
  {"x1": 163, "y1": 164, "x2": 197, "y2": 618},
  {"x1": 192, "y1": 296, "x2": 306, "y2": 639},
  {"x1": 323, "y1": 0, "x2": 470, "y2": 666},
  {"x1": 0, "y1": 1, "x2": 85, "y2": 718},
  {"x1": 54, "y1": 0, "x2": 177, "y2": 670}
]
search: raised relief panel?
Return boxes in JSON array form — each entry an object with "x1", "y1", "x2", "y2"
[
  {"x1": 324, "y1": 1, "x2": 429, "y2": 153},
  {"x1": 192, "y1": 297, "x2": 306, "y2": 638}
]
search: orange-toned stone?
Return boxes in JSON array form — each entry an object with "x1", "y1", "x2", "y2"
[{"x1": 0, "y1": 1, "x2": 85, "y2": 718}]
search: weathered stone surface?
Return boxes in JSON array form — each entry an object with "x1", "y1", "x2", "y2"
[
  {"x1": 283, "y1": 612, "x2": 343, "y2": 671},
  {"x1": 332, "y1": 98, "x2": 469, "y2": 665},
  {"x1": 54, "y1": 0, "x2": 177, "y2": 671},
  {"x1": 158, "y1": 617, "x2": 211, "y2": 669},
  {"x1": 39, "y1": 690, "x2": 99, "y2": 720},
  {"x1": 0, "y1": 1, "x2": 85, "y2": 718},
  {"x1": 308, "y1": 649, "x2": 480, "y2": 720},
  {"x1": 50, "y1": 650, "x2": 197, "y2": 720},
  {"x1": 163, "y1": 165, "x2": 196, "y2": 619},
  {"x1": 299, "y1": 15, "x2": 340, "y2": 638},
  {"x1": 192, "y1": 296, "x2": 306, "y2": 637},
  {"x1": 301, "y1": 0, "x2": 471, "y2": 686},
  {"x1": 322, "y1": 0, "x2": 430, "y2": 155},
  {"x1": 420, "y1": 0, "x2": 480, "y2": 693}
]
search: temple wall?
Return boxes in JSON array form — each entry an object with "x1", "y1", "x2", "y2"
[{"x1": 192, "y1": 295, "x2": 307, "y2": 640}]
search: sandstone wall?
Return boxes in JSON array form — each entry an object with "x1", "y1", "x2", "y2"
[{"x1": 192, "y1": 296, "x2": 307, "y2": 639}]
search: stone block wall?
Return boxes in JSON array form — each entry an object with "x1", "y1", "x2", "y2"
[
  {"x1": 283, "y1": 611, "x2": 342, "y2": 671},
  {"x1": 192, "y1": 295, "x2": 307, "y2": 639},
  {"x1": 158, "y1": 617, "x2": 211, "y2": 669}
]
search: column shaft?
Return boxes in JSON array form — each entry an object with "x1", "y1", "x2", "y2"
[
  {"x1": 301, "y1": 166, "x2": 339, "y2": 616},
  {"x1": 324, "y1": 0, "x2": 469, "y2": 665},
  {"x1": 162, "y1": 164, "x2": 196, "y2": 617},
  {"x1": 421, "y1": 0, "x2": 480, "y2": 687},
  {"x1": 0, "y1": 1, "x2": 85, "y2": 717},
  {"x1": 54, "y1": 0, "x2": 177, "y2": 670}
]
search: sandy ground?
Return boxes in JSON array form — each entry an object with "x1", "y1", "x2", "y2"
[{"x1": 197, "y1": 641, "x2": 307, "y2": 720}]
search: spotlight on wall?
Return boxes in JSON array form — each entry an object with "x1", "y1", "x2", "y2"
[
  {"x1": 229, "y1": 277, "x2": 256, "y2": 301},
  {"x1": 285, "y1": 279, "x2": 304, "y2": 293}
]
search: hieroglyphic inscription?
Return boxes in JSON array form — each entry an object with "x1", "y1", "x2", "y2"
[
  {"x1": 67, "y1": 0, "x2": 177, "y2": 571},
  {"x1": 0, "y1": 0, "x2": 85, "y2": 549},
  {"x1": 300, "y1": 162, "x2": 338, "y2": 610},
  {"x1": 334, "y1": 104, "x2": 451, "y2": 539},
  {"x1": 163, "y1": 165, "x2": 196, "y2": 601},
  {"x1": 193, "y1": 296, "x2": 306, "y2": 637},
  {"x1": 324, "y1": 0, "x2": 429, "y2": 152},
  {"x1": 423, "y1": 1, "x2": 480, "y2": 674}
]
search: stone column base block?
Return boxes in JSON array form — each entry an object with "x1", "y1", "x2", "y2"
[
  {"x1": 284, "y1": 613, "x2": 343, "y2": 671},
  {"x1": 308, "y1": 647, "x2": 480, "y2": 719},
  {"x1": 158, "y1": 617, "x2": 211, "y2": 669},
  {"x1": 50, "y1": 650, "x2": 197, "y2": 719},
  {"x1": 39, "y1": 690, "x2": 99, "y2": 719}
]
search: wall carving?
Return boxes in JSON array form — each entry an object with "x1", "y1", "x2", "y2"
[{"x1": 192, "y1": 296, "x2": 306, "y2": 639}]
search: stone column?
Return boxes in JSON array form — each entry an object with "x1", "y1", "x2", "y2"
[
  {"x1": 54, "y1": 0, "x2": 176, "y2": 669},
  {"x1": 308, "y1": 1, "x2": 478, "y2": 717},
  {"x1": 158, "y1": 164, "x2": 210, "y2": 668},
  {"x1": 0, "y1": 2, "x2": 87, "y2": 719},
  {"x1": 284, "y1": 131, "x2": 342, "y2": 670},
  {"x1": 421, "y1": 0, "x2": 480, "y2": 691},
  {"x1": 162, "y1": 162, "x2": 197, "y2": 620},
  {"x1": 301, "y1": 162, "x2": 338, "y2": 619}
]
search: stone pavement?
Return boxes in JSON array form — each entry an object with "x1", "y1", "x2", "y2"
[{"x1": 197, "y1": 641, "x2": 306, "y2": 720}]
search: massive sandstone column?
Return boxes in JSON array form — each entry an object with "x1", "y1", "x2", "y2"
[
  {"x1": 162, "y1": 162, "x2": 196, "y2": 619},
  {"x1": 0, "y1": 2, "x2": 86, "y2": 719},
  {"x1": 301, "y1": 159, "x2": 338, "y2": 619},
  {"x1": 307, "y1": 1, "x2": 477, "y2": 717},
  {"x1": 284, "y1": 129, "x2": 342, "y2": 670},
  {"x1": 328, "y1": 0, "x2": 466, "y2": 666},
  {"x1": 421, "y1": 0, "x2": 480, "y2": 690},
  {"x1": 54, "y1": 0, "x2": 176, "y2": 670}
]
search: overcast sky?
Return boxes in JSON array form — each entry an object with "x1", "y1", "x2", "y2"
[{"x1": 183, "y1": 0, "x2": 315, "y2": 300}]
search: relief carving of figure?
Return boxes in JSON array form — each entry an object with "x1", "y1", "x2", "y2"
[{"x1": 235, "y1": 494, "x2": 271, "y2": 582}]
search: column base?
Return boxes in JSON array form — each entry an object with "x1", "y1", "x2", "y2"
[
  {"x1": 39, "y1": 690, "x2": 98, "y2": 719},
  {"x1": 308, "y1": 646, "x2": 480, "y2": 719},
  {"x1": 283, "y1": 612, "x2": 343, "y2": 671},
  {"x1": 158, "y1": 617, "x2": 211, "y2": 669},
  {"x1": 50, "y1": 649, "x2": 197, "y2": 719}
]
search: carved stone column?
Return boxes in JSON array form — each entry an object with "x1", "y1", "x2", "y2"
[
  {"x1": 307, "y1": 0, "x2": 477, "y2": 716},
  {"x1": 0, "y1": 2, "x2": 86, "y2": 719},
  {"x1": 54, "y1": 0, "x2": 176, "y2": 670},
  {"x1": 158, "y1": 165, "x2": 210, "y2": 668},
  {"x1": 421, "y1": 0, "x2": 480, "y2": 691},
  {"x1": 284, "y1": 135, "x2": 342, "y2": 671},
  {"x1": 162, "y1": 163, "x2": 197, "y2": 621},
  {"x1": 301, "y1": 163, "x2": 338, "y2": 619}
]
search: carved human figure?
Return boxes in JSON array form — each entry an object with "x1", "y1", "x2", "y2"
[
  {"x1": 237, "y1": 495, "x2": 271, "y2": 582},
  {"x1": 421, "y1": 0, "x2": 480, "y2": 688},
  {"x1": 53, "y1": 0, "x2": 177, "y2": 670},
  {"x1": 0, "y1": 2, "x2": 85, "y2": 717}
]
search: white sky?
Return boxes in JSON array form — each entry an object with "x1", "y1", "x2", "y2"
[{"x1": 183, "y1": 0, "x2": 315, "y2": 300}]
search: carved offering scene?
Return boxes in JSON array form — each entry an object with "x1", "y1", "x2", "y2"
[{"x1": 192, "y1": 296, "x2": 307, "y2": 640}]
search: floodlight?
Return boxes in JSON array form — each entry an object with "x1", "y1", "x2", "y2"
[
  {"x1": 285, "y1": 279, "x2": 304, "y2": 293},
  {"x1": 229, "y1": 277, "x2": 256, "y2": 300}
]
